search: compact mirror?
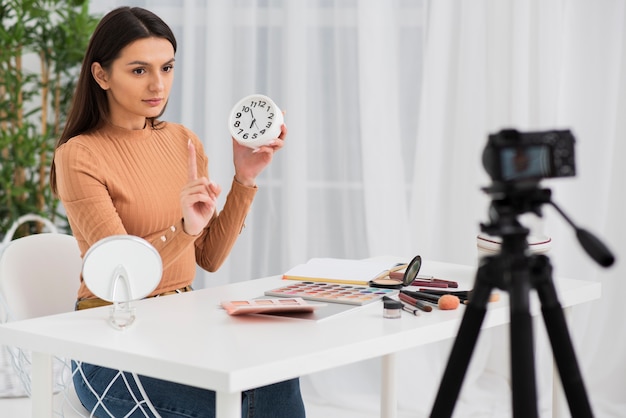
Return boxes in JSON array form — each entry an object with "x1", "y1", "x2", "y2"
[{"x1": 369, "y1": 255, "x2": 422, "y2": 289}]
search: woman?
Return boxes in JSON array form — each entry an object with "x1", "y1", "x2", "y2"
[{"x1": 50, "y1": 6, "x2": 305, "y2": 418}]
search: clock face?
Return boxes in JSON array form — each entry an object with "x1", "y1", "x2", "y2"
[{"x1": 228, "y1": 94, "x2": 284, "y2": 149}]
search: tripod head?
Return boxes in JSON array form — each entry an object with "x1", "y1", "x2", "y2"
[
  {"x1": 481, "y1": 157, "x2": 615, "y2": 268},
  {"x1": 480, "y1": 181, "x2": 550, "y2": 254}
]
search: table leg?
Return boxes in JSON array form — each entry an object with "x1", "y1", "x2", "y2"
[
  {"x1": 381, "y1": 353, "x2": 397, "y2": 418},
  {"x1": 31, "y1": 351, "x2": 53, "y2": 418},
  {"x1": 216, "y1": 390, "x2": 241, "y2": 418}
]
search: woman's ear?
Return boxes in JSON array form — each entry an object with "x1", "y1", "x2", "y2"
[{"x1": 91, "y1": 62, "x2": 109, "y2": 90}]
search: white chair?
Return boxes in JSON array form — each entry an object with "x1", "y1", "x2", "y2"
[
  {"x1": 0, "y1": 233, "x2": 82, "y2": 321},
  {"x1": 0, "y1": 232, "x2": 88, "y2": 417}
]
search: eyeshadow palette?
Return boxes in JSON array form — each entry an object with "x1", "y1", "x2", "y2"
[
  {"x1": 221, "y1": 297, "x2": 326, "y2": 316},
  {"x1": 264, "y1": 281, "x2": 398, "y2": 306}
]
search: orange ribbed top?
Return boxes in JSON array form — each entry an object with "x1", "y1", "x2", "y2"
[{"x1": 54, "y1": 121, "x2": 256, "y2": 300}]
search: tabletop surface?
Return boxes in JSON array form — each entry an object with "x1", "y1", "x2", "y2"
[{"x1": 0, "y1": 258, "x2": 601, "y2": 393}]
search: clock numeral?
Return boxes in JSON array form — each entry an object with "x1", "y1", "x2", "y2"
[
  {"x1": 234, "y1": 121, "x2": 241, "y2": 128},
  {"x1": 260, "y1": 129, "x2": 266, "y2": 135},
  {"x1": 249, "y1": 100, "x2": 267, "y2": 109},
  {"x1": 237, "y1": 128, "x2": 244, "y2": 135},
  {"x1": 241, "y1": 106, "x2": 250, "y2": 113},
  {"x1": 252, "y1": 133, "x2": 258, "y2": 139},
  {"x1": 268, "y1": 112, "x2": 274, "y2": 119},
  {"x1": 235, "y1": 112, "x2": 242, "y2": 119},
  {"x1": 265, "y1": 121, "x2": 272, "y2": 129}
]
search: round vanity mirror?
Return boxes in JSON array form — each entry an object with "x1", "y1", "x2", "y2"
[{"x1": 82, "y1": 235, "x2": 162, "y2": 303}]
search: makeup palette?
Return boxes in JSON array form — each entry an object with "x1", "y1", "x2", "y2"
[
  {"x1": 265, "y1": 281, "x2": 398, "y2": 305},
  {"x1": 221, "y1": 298, "x2": 325, "y2": 316}
]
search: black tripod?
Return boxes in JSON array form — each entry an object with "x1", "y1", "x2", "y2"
[{"x1": 430, "y1": 183, "x2": 614, "y2": 418}]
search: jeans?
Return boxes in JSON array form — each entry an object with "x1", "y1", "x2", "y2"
[{"x1": 72, "y1": 362, "x2": 305, "y2": 418}]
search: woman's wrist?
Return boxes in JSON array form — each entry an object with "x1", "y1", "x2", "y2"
[
  {"x1": 233, "y1": 175, "x2": 256, "y2": 188},
  {"x1": 182, "y1": 218, "x2": 202, "y2": 236}
]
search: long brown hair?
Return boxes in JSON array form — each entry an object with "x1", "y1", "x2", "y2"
[{"x1": 49, "y1": 7, "x2": 177, "y2": 194}]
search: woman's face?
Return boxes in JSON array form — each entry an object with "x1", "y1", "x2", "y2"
[{"x1": 92, "y1": 37, "x2": 175, "y2": 130}]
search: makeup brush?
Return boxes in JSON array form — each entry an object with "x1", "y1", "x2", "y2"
[
  {"x1": 417, "y1": 288, "x2": 500, "y2": 303},
  {"x1": 401, "y1": 290, "x2": 460, "y2": 310}
]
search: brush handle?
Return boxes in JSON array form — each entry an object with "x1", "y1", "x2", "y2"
[
  {"x1": 401, "y1": 290, "x2": 441, "y2": 304},
  {"x1": 398, "y1": 292, "x2": 432, "y2": 312}
]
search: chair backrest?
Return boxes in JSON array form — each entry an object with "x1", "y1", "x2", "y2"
[{"x1": 0, "y1": 233, "x2": 82, "y2": 320}]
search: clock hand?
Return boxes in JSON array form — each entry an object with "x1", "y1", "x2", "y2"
[{"x1": 249, "y1": 108, "x2": 260, "y2": 129}]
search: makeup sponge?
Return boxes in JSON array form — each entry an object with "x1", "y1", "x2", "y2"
[{"x1": 438, "y1": 294, "x2": 460, "y2": 310}]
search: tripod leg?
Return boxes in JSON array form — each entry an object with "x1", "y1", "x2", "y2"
[
  {"x1": 430, "y1": 262, "x2": 494, "y2": 418},
  {"x1": 531, "y1": 255, "x2": 593, "y2": 418},
  {"x1": 508, "y1": 260, "x2": 538, "y2": 418}
]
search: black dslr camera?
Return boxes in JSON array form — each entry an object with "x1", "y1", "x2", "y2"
[{"x1": 482, "y1": 129, "x2": 576, "y2": 183}]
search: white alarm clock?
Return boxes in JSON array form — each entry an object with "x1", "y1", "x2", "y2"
[{"x1": 228, "y1": 94, "x2": 284, "y2": 149}]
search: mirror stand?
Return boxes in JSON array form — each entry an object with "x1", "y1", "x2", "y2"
[
  {"x1": 109, "y1": 302, "x2": 136, "y2": 330},
  {"x1": 108, "y1": 264, "x2": 136, "y2": 330}
]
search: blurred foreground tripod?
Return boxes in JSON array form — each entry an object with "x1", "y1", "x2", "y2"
[{"x1": 430, "y1": 183, "x2": 614, "y2": 418}]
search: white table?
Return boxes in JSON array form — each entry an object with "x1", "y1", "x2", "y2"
[{"x1": 0, "y1": 259, "x2": 601, "y2": 418}]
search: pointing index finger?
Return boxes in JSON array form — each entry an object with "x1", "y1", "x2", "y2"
[{"x1": 188, "y1": 138, "x2": 197, "y2": 181}]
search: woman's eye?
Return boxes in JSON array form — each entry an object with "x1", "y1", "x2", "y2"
[
  {"x1": 133, "y1": 68, "x2": 146, "y2": 75},
  {"x1": 163, "y1": 64, "x2": 174, "y2": 73}
]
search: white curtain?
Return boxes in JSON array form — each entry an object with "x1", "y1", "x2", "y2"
[{"x1": 90, "y1": 1, "x2": 625, "y2": 416}]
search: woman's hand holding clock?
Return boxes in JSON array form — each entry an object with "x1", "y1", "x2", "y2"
[
  {"x1": 232, "y1": 123, "x2": 286, "y2": 187},
  {"x1": 228, "y1": 94, "x2": 287, "y2": 187}
]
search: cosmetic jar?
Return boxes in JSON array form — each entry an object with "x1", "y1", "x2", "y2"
[{"x1": 383, "y1": 298, "x2": 402, "y2": 319}]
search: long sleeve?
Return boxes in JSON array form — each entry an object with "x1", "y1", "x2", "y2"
[
  {"x1": 194, "y1": 179, "x2": 256, "y2": 271},
  {"x1": 54, "y1": 121, "x2": 255, "y2": 299}
]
